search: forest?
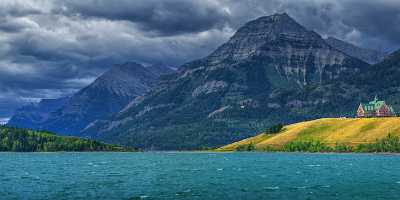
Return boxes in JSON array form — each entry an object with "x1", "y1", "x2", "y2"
[{"x1": 0, "y1": 126, "x2": 134, "y2": 152}]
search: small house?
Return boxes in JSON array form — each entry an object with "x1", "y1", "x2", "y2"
[{"x1": 357, "y1": 96, "x2": 395, "y2": 118}]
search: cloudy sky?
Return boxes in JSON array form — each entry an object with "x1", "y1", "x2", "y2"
[{"x1": 1, "y1": 0, "x2": 400, "y2": 119}]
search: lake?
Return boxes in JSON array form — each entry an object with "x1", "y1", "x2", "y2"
[{"x1": 1, "y1": 152, "x2": 400, "y2": 200}]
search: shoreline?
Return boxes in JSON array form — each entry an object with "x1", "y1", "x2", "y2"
[{"x1": 2, "y1": 151, "x2": 400, "y2": 155}]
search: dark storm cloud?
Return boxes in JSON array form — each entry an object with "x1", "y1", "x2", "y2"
[
  {"x1": 339, "y1": 0, "x2": 400, "y2": 50},
  {"x1": 0, "y1": 1, "x2": 43, "y2": 17},
  {"x1": 222, "y1": 0, "x2": 400, "y2": 51},
  {"x1": 1, "y1": 0, "x2": 400, "y2": 118},
  {"x1": 59, "y1": 0, "x2": 230, "y2": 36},
  {"x1": 0, "y1": 0, "x2": 231, "y2": 118},
  {"x1": 0, "y1": 17, "x2": 33, "y2": 33}
]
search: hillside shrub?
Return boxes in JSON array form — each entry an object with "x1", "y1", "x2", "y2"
[
  {"x1": 334, "y1": 143, "x2": 353, "y2": 152},
  {"x1": 356, "y1": 134, "x2": 400, "y2": 153},
  {"x1": 264, "y1": 124, "x2": 284, "y2": 134},
  {"x1": 282, "y1": 140, "x2": 333, "y2": 152},
  {"x1": 236, "y1": 143, "x2": 256, "y2": 151}
]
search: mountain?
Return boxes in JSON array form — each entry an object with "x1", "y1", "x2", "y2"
[
  {"x1": 355, "y1": 49, "x2": 400, "y2": 108},
  {"x1": 220, "y1": 49, "x2": 400, "y2": 152},
  {"x1": 9, "y1": 62, "x2": 173, "y2": 136},
  {"x1": 86, "y1": 13, "x2": 369, "y2": 150},
  {"x1": 0, "y1": 126, "x2": 132, "y2": 152},
  {"x1": 325, "y1": 37, "x2": 386, "y2": 64},
  {"x1": 8, "y1": 97, "x2": 69, "y2": 129},
  {"x1": 217, "y1": 117, "x2": 400, "y2": 151}
]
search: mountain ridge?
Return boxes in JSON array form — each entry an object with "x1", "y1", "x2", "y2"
[
  {"x1": 9, "y1": 62, "x2": 173, "y2": 136},
  {"x1": 325, "y1": 37, "x2": 386, "y2": 64},
  {"x1": 8, "y1": 97, "x2": 69, "y2": 129}
]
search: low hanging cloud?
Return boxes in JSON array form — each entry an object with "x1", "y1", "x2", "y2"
[
  {"x1": 0, "y1": 0, "x2": 400, "y2": 118},
  {"x1": 59, "y1": 0, "x2": 231, "y2": 36}
]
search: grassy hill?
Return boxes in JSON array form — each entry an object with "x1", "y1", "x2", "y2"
[
  {"x1": 0, "y1": 126, "x2": 134, "y2": 152},
  {"x1": 218, "y1": 117, "x2": 400, "y2": 152}
]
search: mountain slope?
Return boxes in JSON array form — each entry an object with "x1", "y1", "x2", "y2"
[
  {"x1": 217, "y1": 117, "x2": 400, "y2": 151},
  {"x1": 355, "y1": 49, "x2": 400, "y2": 107},
  {"x1": 87, "y1": 13, "x2": 369, "y2": 150},
  {"x1": 220, "y1": 49, "x2": 400, "y2": 152},
  {"x1": 8, "y1": 97, "x2": 69, "y2": 129},
  {"x1": 9, "y1": 62, "x2": 173, "y2": 136},
  {"x1": 325, "y1": 37, "x2": 386, "y2": 64}
]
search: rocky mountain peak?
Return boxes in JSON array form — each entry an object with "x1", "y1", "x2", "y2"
[
  {"x1": 248, "y1": 13, "x2": 307, "y2": 34},
  {"x1": 202, "y1": 13, "x2": 367, "y2": 87},
  {"x1": 97, "y1": 62, "x2": 152, "y2": 82},
  {"x1": 89, "y1": 62, "x2": 165, "y2": 97},
  {"x1": 209, "y1": 13, "x2": 327, "y2": 63}
]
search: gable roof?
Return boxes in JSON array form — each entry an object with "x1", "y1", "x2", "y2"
[{"x1": 359, "y1": 96, "x2": 395, "y2": 113}]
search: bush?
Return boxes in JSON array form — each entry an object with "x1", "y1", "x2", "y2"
[
  {"x1": 236, "y1": 143, "x2": 256, "y2": 151},
  {"x1": 356, "y1": 134, "x2": 400, "y2": 153},
  {"x1": 282, "y1": 140, "x2": 332, "y2": 152},
  {"x1": 264, "y1": 124, "x2": 284, "y2": 134},
  {"x1": 277, "y1": 135, "x2": 400, "y2": 153},
  {"x1": 334, "y1": 143, "x2": 353, "y2": 152},
  {"x1": 261, "y1": 145, "x2": 278, "y2": 151}
]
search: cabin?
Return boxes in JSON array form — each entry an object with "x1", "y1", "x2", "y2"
[{"x1": 357, "y1": 96, "x2": 395, "y2": 118}]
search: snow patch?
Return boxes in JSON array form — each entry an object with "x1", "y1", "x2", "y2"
[{"x1": 208, "y1": 106, "x2": 231, "y2": 118}]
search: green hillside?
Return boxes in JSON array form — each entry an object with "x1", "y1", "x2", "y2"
[
  {"x1": 0, "y1": 126, "x2": 133, "y2": 152},
  {"x1": 218, "y1": 117, "x2": 400, "y2": 152}
]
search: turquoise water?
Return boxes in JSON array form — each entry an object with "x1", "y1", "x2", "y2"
[{"x1": 1, "y1": 152, "x2": 400, "y2": 200}]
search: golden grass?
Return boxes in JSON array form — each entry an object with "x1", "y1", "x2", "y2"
[
  {"x1": 218, "y1": 117, "x2": 400, "y2": 151},
  {"x1": 215, "y1": 133, "x2": 275, "y2": 151}
]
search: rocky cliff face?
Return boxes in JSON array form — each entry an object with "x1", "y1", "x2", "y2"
[
  {"x1": 9, "y1": 62, "x2": 173, "y2": 135},
  {"x1": 325, "y1": 37, "x2": 386, "y2": 64},
  {"x1": 86, "y1": 13, "x2": 369, "y2": 150},
  {"x1": 209, "y1": 14, "x2": 359, "y2": 86}
]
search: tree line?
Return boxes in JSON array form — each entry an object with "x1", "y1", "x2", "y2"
[{"x1": 0, "y1": 126, "x2": 135, "y2": 152}]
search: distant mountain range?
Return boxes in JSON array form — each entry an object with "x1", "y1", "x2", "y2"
[
  {"x1": 325, "y1": 37, "x2": 386, "y2": 64},
  {"x1": 8, "y1": 97, "x2": 69, "y2": 129},
  {"x1": 8, "y1": 62, "x2": 173, "y2": 135},
  {"x1": 9, "y1": 13, "x2": 399, "y2": 150}
]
